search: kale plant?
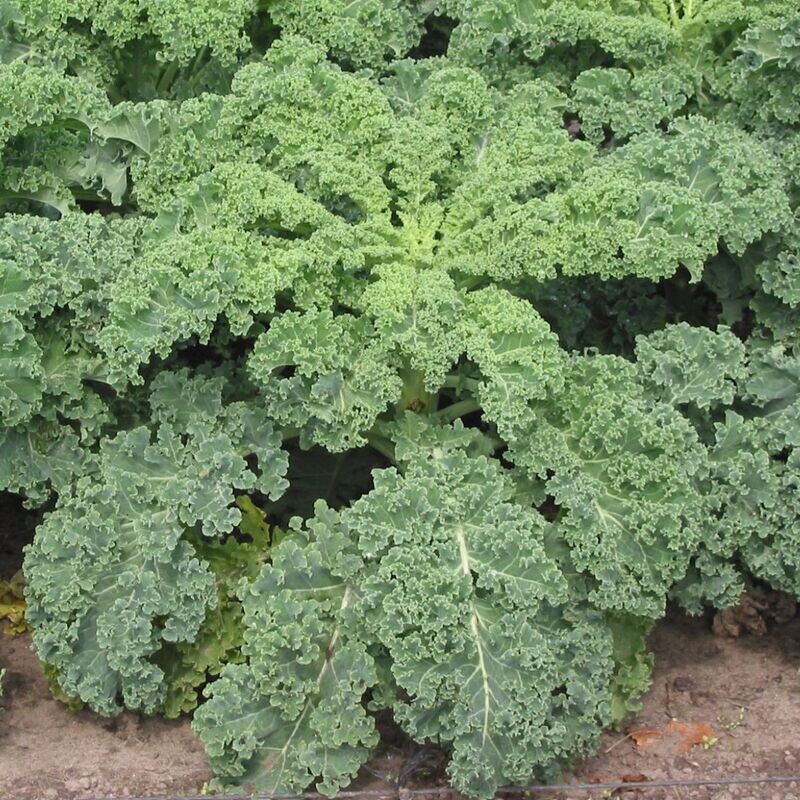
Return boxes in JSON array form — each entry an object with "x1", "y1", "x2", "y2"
[{"x1": 0, "y1": 0, "x2": 798, "y2": 796}]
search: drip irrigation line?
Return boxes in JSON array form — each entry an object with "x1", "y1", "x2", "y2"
[{"x1": 101, "y1": 774, "x2": 800, "y2": 800}]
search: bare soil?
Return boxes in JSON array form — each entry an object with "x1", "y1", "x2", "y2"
[
  {"x1": 567, "y1": 612, "x2": 800, "y2": 800},
  {"x1": 0, "y1": 633, "x2": 212, "y2": 799}
]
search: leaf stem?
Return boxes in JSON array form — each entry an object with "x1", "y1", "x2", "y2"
[
  {"x1": 456, "y1": 274, "x2": 491, "y2": 292},
  {"x1": 442, "y1": 375, "x2": 481, "y2": 393},
  {"x1": 281, "y1": 427, "x2": 301, "y2": 443},
  {"x1": 483, "y1": 434, "x2": 506, "y2": 452},
  {"x1": 433, "y1": 398, "x2": 481, "y2": 423},
  {"x1": 156, "y1": 60, "x2": 180, "y2": 95},
  {"x1": 398, "y1": 367, "x2": 434, "y2": 413},
  {"x1": 365, "y1": 433, "x2": 396, "y2": 463}
]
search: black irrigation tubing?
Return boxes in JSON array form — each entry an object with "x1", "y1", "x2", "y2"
[{"x1": 99, "y1": 775, "x2": 800, "y2": 800}]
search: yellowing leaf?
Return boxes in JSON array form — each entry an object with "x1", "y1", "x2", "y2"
[{"x1": 0, "y1": 571, "x2": 27, "y2": 635}]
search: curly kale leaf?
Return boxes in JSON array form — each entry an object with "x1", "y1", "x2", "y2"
[
  {"x1": 266, "y1": 0, "x2": 430, "y2": 69},
  {"x1": 197, "y1": 444, "x2": 637, "y2": 799},
  {"x1": 438, "y1": 111, "x2": 788, "y2": 283},
  {"x1": 571, "y1": 66, "x2": 691, "y2": 143},
  {"x1": 504, "y1": 354, "x2": 706, "y2": 618},
  {"x1": 248, "y1": 310, "x2": 403, "y2": 452},
  {"x1": 194, "y1": 512, "x2": 376, "y2": 797},
  {"x1": 9, "y1": 0, "x2": 256, "y2": 63},
  {"x1": 359, "y1": 263, "x2": 465, "y2": 393},
  {"x1": 155, "y1": 499, "x2": 275, "y2": 718},
  {"x1": 24, "y1": 372, "x2": 288, "y2": 715},
  {"x1": 25, "y1": 479, "x2": 217, "y2": 716},
  {"x1": 97, "y1": 226, "x2": 251, "y2": 382},
  {"x1": 637, "y1": 329, "x2": 800, "y2": 611},
  {"x1": 132, "y1": 45, "x2": 791, "y2": 315},
  {"x1": 702, "y1": 339, "x2": 800, "y2": 602},
  {"x1": 442, "y1": 0, "x2": 675, "y2": 72},
  {"x1": 635, "y1": 323, "x2": 747, "y2": 410},
  {"x1": 134, "y1": 38, "x2": 396, "y2": 212},
  {"x1": 459, "y1": 286, "x2": 565, "y2": 429},
  {"x1": 0, "y1": 419, "x2": 86, "y2": 505},
  {"x1": 0, "y1": 318, "x2": 40, "y2": 425},
  {"x1": 0, "y1": 61, "x2": 171, "y2": 209},
  {"x1": 754, "y1": 224, "x2": 800, "y2": 315},
  {"x1": 728, "y1": 11, "x2": 800, "y2": 126},
  {"x1": 351, "y1": 453, "x2": 614, "y2": 798}
]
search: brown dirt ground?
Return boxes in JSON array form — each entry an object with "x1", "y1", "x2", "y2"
[
  {"x1": 2, "y1": 492, "x2": 800, "y2": 800},
  {"x1": 0, "y1": 633, "x2": 212, "y2": 799},
  {"x1": 566, "y1": 612, "x2": 800, "y2": 800}
]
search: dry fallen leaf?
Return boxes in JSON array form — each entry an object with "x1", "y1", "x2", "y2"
[
  {"x1": 620, "y1": 773, "x2": 649, "y2": 783},
  {"x1": 630, "y1": 728, "x2": 662, "y2": 748},
  {"x1": 713, "y1": 587, "x2": 797, "y2": 637},
  {"x1": 666, "y1": 721, "x2": 717, "y2": 753},
  {"x1": 630, "y1": 721, "x2": 717, "y2": 754}
]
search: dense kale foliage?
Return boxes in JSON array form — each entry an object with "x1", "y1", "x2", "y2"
[{"x1": 1, "y1": 1, "x2": 799, "y2": 796}]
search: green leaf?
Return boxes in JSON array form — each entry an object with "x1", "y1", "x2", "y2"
[
  {"x1": 350, "y1": 452, "x2": 610, "y2": 798},
  {"x1": 636, "y1": 323, "x2": 747, "y2": 409},
  {"x1": 248, "y1": 310, "x2": 402, "y2": 451},
  {"x1": 507, "y1": 355, "x2": 706, "y2": 618},
  {"x1": 194, "y1": 521, "x2": 377, "y2": 796},
  {"x1": 24, "y1": 372, "x2": 288, "y2": 715}
]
